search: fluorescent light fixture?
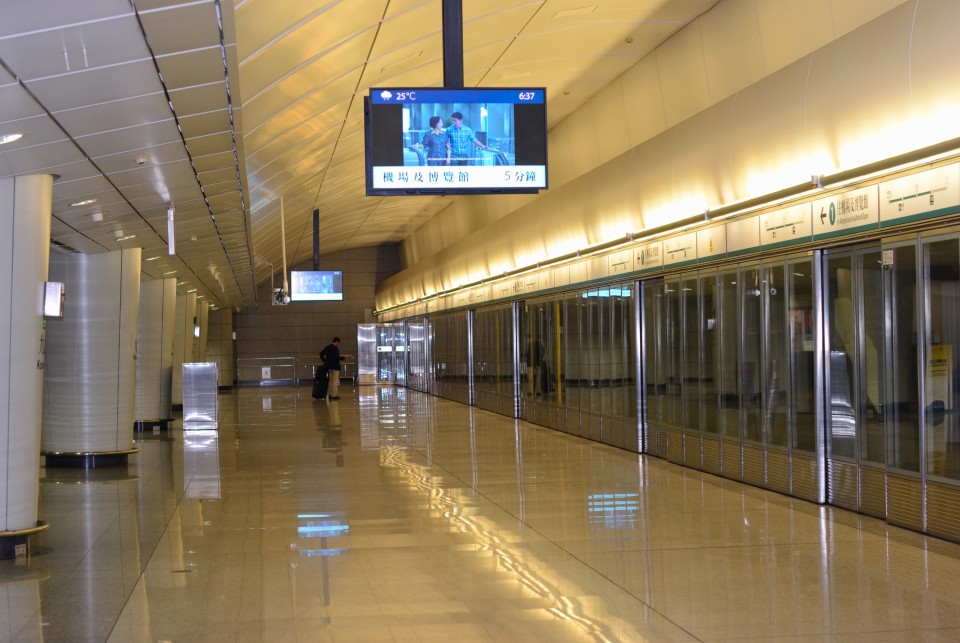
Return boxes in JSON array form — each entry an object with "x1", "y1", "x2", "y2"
[
  {"x1": 0, "y1": 133, "x2": 23, "y2": 145},
  {"x1": 115, "y1": 234, "x2": 136, "y2": 242},
  {"x1": 193, "y1": 325, "x2": 200, "y2": 338},
  {"x1": 145, "y1": 256, "x2": 159, "y2": 261},
  {"x1": 163, "y1": 270, "x2": 176, "y2": 275},
  {"x1": 187, "y1": 288, "x2": 197, "y2": 293},
  {"x1": 70, "y1": 198, "x2": 97, "y2": 207},
  {"x1": 553, "y1": 5, "x2": 597, "y2": 18},
  {"x1": 167, "y1": 205, "x2": 176, "y2": 255}
]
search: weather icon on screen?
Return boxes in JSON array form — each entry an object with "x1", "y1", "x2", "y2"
[{"x1": 380, "y1": 90, "x2": 393, "y2": 100}]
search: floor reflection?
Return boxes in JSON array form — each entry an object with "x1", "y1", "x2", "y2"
[{"x1": 3, "y1": 384, "x2": 960, "y2": 642}]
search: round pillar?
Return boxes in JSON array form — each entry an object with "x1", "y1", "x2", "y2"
[
  {"x1": 0, "y1": 175, "x2": 53, "y2": 554},
  {"x1": 42, "y1": 248, "x2": 141, "y2": 466},
  {"x1": 135, "y1": 278, "x2": 176, "y2": 431}
]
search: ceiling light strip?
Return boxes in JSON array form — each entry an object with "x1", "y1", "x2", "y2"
[{"x1": 130, "y1": 0, "x2": 247, "y2": 308}]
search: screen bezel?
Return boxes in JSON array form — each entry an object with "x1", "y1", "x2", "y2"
[{"x1": 364, "y1": 87, "x2": 548, "y2": 196}]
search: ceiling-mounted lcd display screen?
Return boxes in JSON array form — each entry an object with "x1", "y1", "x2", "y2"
[
  {"x1": 290, "y1": 270, "x2": 343, "y2": 301},
  {"x1": 365, "y1": 87, "x2": 547, "y2": 195}
]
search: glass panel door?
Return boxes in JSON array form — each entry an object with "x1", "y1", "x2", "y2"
[
  {"x1": 887, "y1": 242, "x2": 921, "y2": 474},
  {"x1": 764, "y1": 262, "x2": 789, "y2": 449},
  {"x1": 922, "y1": 238, "x2": 960, "y2": 481},
  {"x1": 719, "y1": 268, "x2": 740, "y2": 443},
  {"x1": 741, "y1": 265, "x2": 763, "y2": 445},
  {"x1": 789, "y1": 259, "x2": 817, "y2": 454}
]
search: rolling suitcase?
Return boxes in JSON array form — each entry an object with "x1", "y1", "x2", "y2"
[{"x1": 312, "y1": 367, "x2": 329, "y2": 399}]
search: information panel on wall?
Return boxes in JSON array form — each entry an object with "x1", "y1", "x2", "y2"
[
  {"x1": 663, "y1": 232, "x2": 697, "y2": 267},
  {"x1": 880, "y1": 164, "x2": 960, "y2": 226},
  {"x1": 635, "y1": 240, "x2": 663, "y2": 273},
  {"x1": 760, "y1": 202, "x2": 812, "y2": 249},
  {"x1": 812, "y1": 185, "x2": 879, "y2": 240}
]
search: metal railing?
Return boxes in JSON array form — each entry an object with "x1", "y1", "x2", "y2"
[
  {"x1": 236, "y1": 355, "x2": 357, "y2": 387},
  {"x1": 236, "y1": 357, "x2": 299, "y2": 387}
]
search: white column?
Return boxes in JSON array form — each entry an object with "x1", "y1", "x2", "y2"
[
  {"x1": 171, "y1": 292, "x2": 197, "y2": 406},
  {"x1": 207, "y1": 309, "x2": 236, "y2": 387},
  {"x1": 196, "y1": 300, "x2": 210, "y2": 360},
  {"x1": 0, "y1": 175, "x2": 52, "y2": 532},
  {"x1": 135, "y1": 278, "x2": 177, "y2": 426},
  {"x1": 42, "y1": 248, "x2": 141, "y2": 454}
]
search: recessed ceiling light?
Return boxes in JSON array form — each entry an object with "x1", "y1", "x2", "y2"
[
  {"x1": 0, "y1": 133, "x2": 23, "y2": 145},
  {"x1": 187, "y1": 288, "x2": 197, "y2": 293},
  {"x1": 116, "y1": 234, "x2": 136, "y2": 242},
  {"x1": 71, "y1": 198, "x2": 97, "y2": 207},
  {"x1": 163, "y1": 270, "x2": 177, "y2": 275},
  {"x1": 145, "y1": 256, "x2": 160, "y2": 261}
]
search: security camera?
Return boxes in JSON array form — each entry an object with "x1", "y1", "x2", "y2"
[{"x1": 273, "y1": 288, "x2": 289, "y2": 306}]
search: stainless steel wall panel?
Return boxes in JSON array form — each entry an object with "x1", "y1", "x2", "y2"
[
  {"x1": 887, "y1": 474, "x2": 924, "y2": 533},
  {"x1": 587, "y1": 412, "x2": 602, "y2": 442},
  {"x1": 657, "y1": 426, "x2": 670, "y2": 460},
  {"x1": 135, "y1": 278, "x2": 176, "y2": 423},
  {"x1": 702, "y1": 435, "x2": 721, "y2": 475},
  {"x1": 622, "y1": 418, "x2": 639, "y2": 453},
  {"x1": 926, "y1": 480, "x2": 960, "y2": 543},
  {"x1": 720, "y1": 439, "x2": 742, "y2": 480},
  {"x1": 0, "y1": 174, "x2": 52, "y2": 532},
  {"x1": 667, "y1": 428, "x2": 683, "y2": 464},
  {"x1": 44, "y1": 248, "x2": 141, "y2": 454},
  {"x1": 171, "y1": 292, "x2": 197, "y2": 405},
  {"x1": 742, "y1": 445, "x2": 765, "y2": 487},
  {"x1": 182, "y1": 362, "x2": 218, "y2": 424},
  {"x1": 828, "y1": 459, "x2": 858, "y2": 512},
  {"x1": 766, "y1": 449, "x2": 790, "y2": 495},
  {"x1": 791, "y1": 454, "x2": 819, "y2": 503},
  {"x1": 683, "y1": 434, "x2": 702, "y2": 470},
  {"x1": 859, "y1": 465, "x2": 886, "y2": 519}
]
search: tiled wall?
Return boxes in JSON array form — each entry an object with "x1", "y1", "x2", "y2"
[{"x1": 235, "y1": 245, "x2": 399, "y2": 370}]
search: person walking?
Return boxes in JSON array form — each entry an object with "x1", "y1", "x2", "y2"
[{"x1": 320, "y1": 337, "x2": 342, "y2": 401}]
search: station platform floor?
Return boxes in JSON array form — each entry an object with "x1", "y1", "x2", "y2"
[{"x1": 5, "y1": 383, "x2": 960, "y2": 642}]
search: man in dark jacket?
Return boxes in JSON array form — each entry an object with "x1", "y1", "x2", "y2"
[{"x1": 320, "y1": 337, "x2": 342, "y2": 400}]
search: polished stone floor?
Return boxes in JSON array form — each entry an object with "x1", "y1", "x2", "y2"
[{"x1": 4, "y1": 384, "x2": 960, "y2": 642}]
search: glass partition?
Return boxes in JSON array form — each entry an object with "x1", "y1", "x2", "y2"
[
  {"x1": 887, "y1": 243, "x2": 920, "y2": 473},
  {"x1": 922, "y1": 237, "x2": 960, "y2": 481},
  {"x1": 719, "y1": 268, "x2": 740, "y2": 442},
  {"x1": 789, "y1": 259, "x2": 817, "y2": 453}
]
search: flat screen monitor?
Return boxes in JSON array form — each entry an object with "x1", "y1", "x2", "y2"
[
  {"x1": 365, "y1": 87, "x2": 547, "y2": 195},
  {"x1": 290, "y1": 270, "x2": 343, "y2": 301}
]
